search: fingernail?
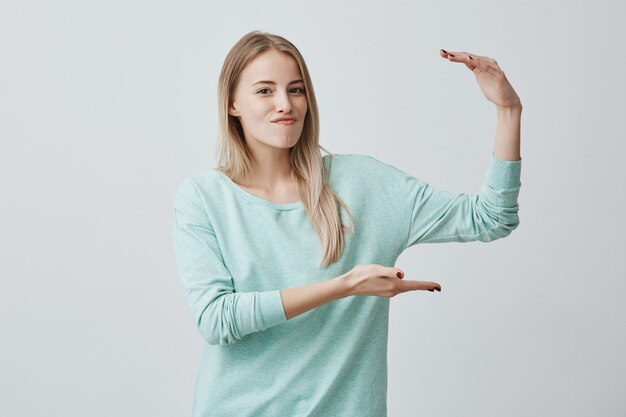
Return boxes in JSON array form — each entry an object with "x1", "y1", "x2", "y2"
[
  {"x1": 428, "y1": 289, "x2": 434, "y2": 292},
  {"x1": 469, "y1": 56, "x2": 473, "y2": 60},
  {"x1": 449, "y1": 54, "x2": 455, "y2": 57},
  {"x1": 396, "y1": 271, "x2": 403, "y2": 278}
]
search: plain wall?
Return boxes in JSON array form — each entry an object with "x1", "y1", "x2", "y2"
[{"x1": 1, "y1": 0, "x2": 624, "y2": 416}]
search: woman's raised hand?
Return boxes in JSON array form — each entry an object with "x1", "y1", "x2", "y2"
[
  {"x1": 342, "y1": 264, "x2": 441, "y2": 298},
  {"x1": 439, "y1": 49, "x2": 522, "y2": 110}
]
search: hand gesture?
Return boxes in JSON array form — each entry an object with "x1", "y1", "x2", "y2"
[
  {"x1": 440, "y1": 49, "x2": 522, "y2": 110},
  {"x1": 343, "y1": 264, "x2": 441, "y2": 298}
]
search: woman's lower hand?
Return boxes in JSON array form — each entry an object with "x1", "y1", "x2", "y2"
[{"x1": 339, "y1": 264, "x2": 441, "y2": 298}]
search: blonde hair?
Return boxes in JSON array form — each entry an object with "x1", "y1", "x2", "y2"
[{"x1": 215, "y1": 30, "x2": 355, "y2": 268}]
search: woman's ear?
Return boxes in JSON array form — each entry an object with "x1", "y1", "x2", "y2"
[{"x1": 228, "y1": 104, "x2": 239, "y2": 117}]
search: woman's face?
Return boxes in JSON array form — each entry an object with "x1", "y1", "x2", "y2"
[{"x1": 229, "y1": 49, "x2": 307, "y2": 152}]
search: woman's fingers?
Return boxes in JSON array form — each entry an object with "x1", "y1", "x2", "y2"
[
  {"x1": 386, "y1": 266, "x2": 440, "y2": 293},
  {"x1": 398, "y1": 279, "x2": 441, "y2": 293},
  {"x1": 440, "y1": 49, "x2": 504, "y2": 75},
  {"x1": 440, "y1": 49, "x2": 486, "y2": 61},
  {"x1": 440, "y1": 49, "x2": 478, "y2": 71}
]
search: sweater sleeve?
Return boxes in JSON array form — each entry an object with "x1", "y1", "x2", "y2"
[
  {"x1": 172, "y1": 177, "x2": 287, "y2": 345},
  {"x1": 403, "y1": 152, "x2": 522, "y2": 249}
]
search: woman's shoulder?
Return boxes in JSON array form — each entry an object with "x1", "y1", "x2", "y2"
[
  {"x1": 324, "y1": 152, "x2": 389, "y2": 170},
  {"x1": 325, "y1": 153, "x2": 403, "y2": 177},
  {"x1": 173, "y1": 169, "x2": 225, "y2": 203}
]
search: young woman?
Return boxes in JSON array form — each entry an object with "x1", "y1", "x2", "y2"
[{"x1": 172, "y1": 30, "x2": 522, "y2": 417}]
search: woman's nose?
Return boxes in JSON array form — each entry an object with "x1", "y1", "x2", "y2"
[{"x1": 275, "y1": 90, "x2": 292, "y2": 112}]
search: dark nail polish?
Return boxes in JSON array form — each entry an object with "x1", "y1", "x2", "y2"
[
  {"x1": 396, "y1": 271, "x2": 403, "y2": 278},
  {"x1": 449, "y1": 54, "x2": 455, "y2": 57},
  {"x1": 469, "y1": 56, "x2": 473, "y2": 60},
  {"x1": 441, "y1": 49, "x2": 448, "y2": 53}
]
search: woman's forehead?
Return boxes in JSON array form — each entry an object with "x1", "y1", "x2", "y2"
[{"x1": 241, "y1": 51, "x2": 302, "y2": 85}]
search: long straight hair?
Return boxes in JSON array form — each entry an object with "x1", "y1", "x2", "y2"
[{"x1": 215, "y1": 30, "x2": 355, "y2": 268}]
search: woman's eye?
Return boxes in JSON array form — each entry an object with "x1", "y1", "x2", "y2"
[{"x1": 257, "y1": 87, "x2": 305, "y2": 95}]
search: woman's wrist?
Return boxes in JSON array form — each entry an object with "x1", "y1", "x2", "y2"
[{"x1": 331, "y1": 273, "x2": 352, "y2": 299}]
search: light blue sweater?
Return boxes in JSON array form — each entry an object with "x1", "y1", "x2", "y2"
[{"x1": 172, "y1": 152, "x2": 521, "y2": 417}]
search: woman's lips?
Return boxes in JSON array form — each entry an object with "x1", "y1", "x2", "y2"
[{"x1": 273, "y1": 120, "x2": 295, "y2": 125}]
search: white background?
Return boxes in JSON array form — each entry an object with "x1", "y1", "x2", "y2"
[{"x1": 1, "y1": 0, "x2": 625, "y2": 416}]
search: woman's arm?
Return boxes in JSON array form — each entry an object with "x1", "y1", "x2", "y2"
[
  {"x1": 280, "y1": 265, "x2": 442, "y2": 320},
  {"x1": 493, "y1": 105, "x2": 522, "y2": 161},
  {"x1": 440, "y1": 49, "x2": 522, "y2": 162},
  {"x1": 279, "y1": 277, "x2": 347, "y2": 320},
  {"x1": 386, "y1": 50, "x2": 523, "y2": 249}
]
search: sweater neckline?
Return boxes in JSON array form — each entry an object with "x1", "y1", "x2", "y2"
[
  {"x1": 214, "y1": 170, "x2": 305, "y2": 211},
  {"x1": 213, "y1": 155, "x2": 332, "y2": 211}
]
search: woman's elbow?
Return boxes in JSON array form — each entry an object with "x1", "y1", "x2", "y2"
[
  {"x1": 486, "y1": 215, "x2": 520, "y2": 241},
  {"x1": 198, "y1": 317, "x2": 240, "y2": 345},
  {"x1": 200, "y1": 331, "x2": 239, "y2": 346},
  {"x1": 196, "y1": 301, "x2": 241, "y2": 346}
]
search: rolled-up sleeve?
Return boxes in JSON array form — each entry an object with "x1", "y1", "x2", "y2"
[
  {"x1": 403, "y1": 152, "x2": 522, "y2": 249},
  {"x1": 172, "y1": 178, "x2": 287, "y2": 345}
]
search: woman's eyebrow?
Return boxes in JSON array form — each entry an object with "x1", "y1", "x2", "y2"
[{"x1": 251, "y1": 79, "x2": 304, "y2": 86}]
